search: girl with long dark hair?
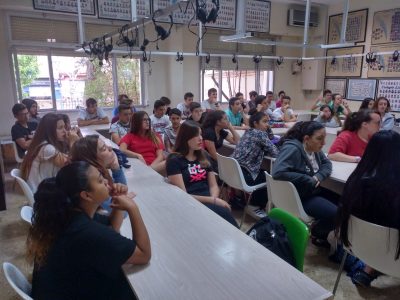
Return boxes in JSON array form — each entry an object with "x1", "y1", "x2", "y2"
[
  {"x1": 373, "y1": 96, "x2": 394, "y2": 131},
  {"x1": 27, "y1": 161, "x2": 150, "y2": 299}
]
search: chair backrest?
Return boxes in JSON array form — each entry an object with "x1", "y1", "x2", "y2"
[
  {"x1": 347, "y1": 215, "x2": 400, "y2": 278},
  {"x1": 265, "y1": 172, "x2": 313, "y2": 223},
  {"x1": 268, "y1": 208, "x2": 310, "y2": 272},
  {"x1": 296, "y1": 114, "x2": 311, "y2": 122},
  {"x1": 12, "y1": 141, "x2": 24, "y2": 164},
  {"x1": 3, "y1": 262, "x2": 33, "y2": 300},
  {"x1": 10, "y1": 169, "x2": 35, "y2": 206},
  {"x1": 20, "y1": 206, "x2": 33, "y2": 225}
]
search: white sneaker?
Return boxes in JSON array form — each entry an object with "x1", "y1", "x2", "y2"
[{"x1": 246, "y1": 205, "x2": 267, "y2": 219}]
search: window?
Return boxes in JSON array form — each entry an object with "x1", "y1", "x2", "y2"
[
  {"x1": 13, "y1": 50, "x2": 143, "y2": 111},
  {"x1": 203, "y1": 70, "x2": 221, "y2": 101}
]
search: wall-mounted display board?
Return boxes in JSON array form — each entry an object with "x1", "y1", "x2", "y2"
[
  {"x1": 368, "y1": 44, "x2": 400, "y2": 78},
  {"x1": 152, "y1": 0, "x2": 236, "y2": 30},
  {"x1": 245, "y1": 0, "x2": 270, "y2": 33},
  {"x1": 33, "y1": 0, "x2": 95, "y2": 15},
  {"x1": 371, "y1": 8, "x2": 400, "y2": 44},
  {"x1": 377, "y1": 79, "x2": 400, "y2": 111},
  {"x1": 325, "y1": 46, "x2": 364, "y2": 77},
  {"x1": 324, "y1": 78, "x2": 347, "y2": 97},
  {"x1": 328, "y1": 9, "x2": 368, "y2": 44},
  {"x1": 97, "y1": 0, "x2": 151, "y2": 21},
  {"x1": 346, "y1": 78, "x2": 377, "y2": 101}
]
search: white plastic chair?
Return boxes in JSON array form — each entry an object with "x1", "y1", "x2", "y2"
[
  {"x1": 12, "y1": 141, "x2": 24, "y2": 164},
  {"x1": 10, "y1": 169, "x2": 34, "y2": 207},
  {"x1": 216, "y1": 154, "x2": 267, "y2": 228},
  {"x1": 3, "y1": 262, "x2": 33, "y2": 300},
  {"x1": 20, "y1": 206, "x2": 33, "y2": 225},
  {"x1": 333, "y1": 215, "x2": 400, "y2": 295},
  {"x1": 264, "y1": 172, "x2": 313, "y2": 224}
]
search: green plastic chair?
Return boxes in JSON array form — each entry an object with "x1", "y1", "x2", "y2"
[{"x1": 268, "y1": 208, "x2": 310, "y2": 272}]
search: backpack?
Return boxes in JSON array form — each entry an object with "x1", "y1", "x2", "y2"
[{"x1": 247, "y1": 217, "x2": 296, "y2": 267}]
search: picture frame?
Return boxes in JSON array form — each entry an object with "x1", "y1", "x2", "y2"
[
  {"x1": 97, "y1": 0, "x2": 151, "y2": 21},
  {"x1": 245, "y1": 0, "x2": 271, "y2": 33},
  {"x1": 325, "y1": 46, "x2": 364, "y2": 78},
  {"x1": 324, "y1": 78, "x2": 347, "y2": 97},
  {"x1": 346, "y1": 78, "x2": 377, "y2": 101},
  {"x1": 371, "y1": 8, "x2": 400, "y2": 45},
  {"x1": 32, "y1": 0, "x2": 95, "y2": 15},
  {"x1": 327, "y1": 9, "x2": 368, "y2": 44},
  {"x1": 377, "y1": 79, "x2": 400, "y2": 112},
  {"x1": 367, "y1": 44, "x2": 400, "y2": 78}
]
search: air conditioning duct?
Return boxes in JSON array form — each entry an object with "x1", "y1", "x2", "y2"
[{"x1": 287, "y1": 5, "x2": 319, "y2": 27}]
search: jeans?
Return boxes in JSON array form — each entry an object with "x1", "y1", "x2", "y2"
[
  {"x1": 302, "y1": 188, "x2": 340, "y2": 239},
  {"x1": 112, "y1": 167, "x2": 127, "y2": 185},
  {"x1": 241, "y1": 167, "x2": 268, "y2": 209},
  {"x1": 204, "y1": 203, "x2": 239, "y2": 228}
]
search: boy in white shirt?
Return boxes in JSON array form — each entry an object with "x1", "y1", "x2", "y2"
[
  {"x1": 177, "y1": 92, "x2": 194, "y2": 119},
  {"x1": 150, "y1": 99, "x2": 171, "y2": 135},
  {"x1": 201, "y1": 88, "x2": 220, "y2": 112},
  {"x1": 77, "y1": 98, "x2": 109, "y2": 127},
  {"x1": 272, "y1": 96, "x2": 297, "y2": 122}
]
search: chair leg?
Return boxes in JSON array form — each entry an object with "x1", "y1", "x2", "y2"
[
  {"x1": 332, "y1": 251, "x2": 348, "y2": 295},
  {"x1": 239, "y1": 193, "x2": 252, "y2": 229}
]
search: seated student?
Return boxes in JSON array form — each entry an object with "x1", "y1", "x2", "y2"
[
  {"x1": 254, "y1": 94, "x2": 268, "y2": 114},
  {"x1": 201, "y1": 88, "x2": 220, "y2": 112},
  {"x1": 272, "y1": 121, "x2": 339, "y2": 244},
  {"x1": 111, "y1": 98, "x2": 135, "y2": 124},
  {"x1": 60, "y1": 114, "x2": 83, "y2": 139},
  {"x1": 329, "y1": 94, "x2": 351, "y2": 117},
  {"x1": 225, "y1": 97, "x2": 249, "y2": 130},
  {"x1": 266, "y1": 91, "x2": 276, "y2": 111},
  {"x1": 150, "y1": 99, "x2": 171, "y2": 135},
  {"x1": 120, "y1": 111, "x2": 165, "y2": 174},
  {"x1": 374, "y1": 96, "x2": 394, "y2": 131},
  {"x1": 28, "y1": 162, "x2": 151, "y2": 299},
  {"x1": 177, "y1": 92, "x2": 194, "y2": 119},
  {"x1": 22, "y1": 98, "x2": 41, "y2": 125},
  {"x1": 11, "y1": 103, "x2": 37, "y2": 159},
  {"x1": 77, "y1": 98, "x2": 109, "y2": 127},
  {"x1": 275, "y1": 90, "x2": 285, "y2": 108},
  {"x1": 272, "y1": 96, "x2": 297, "y2": 122},
  {"x1": 187, "y1": 102, "x2": 206, "y2": 125},
  {"x1": 21, "y1": 113, "x2": 79, "y2": 192},
  {"x1": 166, "y1": 121, "x2": 238, "y2": 227},
  {"x1": 247, "y1": 90, "x2": 258, "y2": 111},
  {"x1": 164, "y1": 108, "x2": 182, "y2": 153},
  {"x1": 235, "y1": 92, "x2": 249, "y2": 114},
  {"x1": 337, "y1": 130, "x2": 400, "y2": 287},
  {"x1": 359, "y1": 97, "x2": 375, "y2": 110},
  {"x1": 328, "y1": 109, "x2": 381, "y2": 163},
  {"x1": 110, "y1": 104, "x2": 132, "y2": 144},
  {"x1": 311, "y1": 89, "x2": 332, "y2": 111},
  {"x1": 314, "y1": 105, "x2": 341, "y2": 128},
  {"x1": 112, "y1": 94, "x2": 137, "y2": 117},
  {"x1": 232, "y1": 111, "x2": 279, "y2": 218},
  {"x1": 202, "y1": 110, "x2": 240, "y2": 171}
]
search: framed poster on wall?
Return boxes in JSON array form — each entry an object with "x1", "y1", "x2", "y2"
[
  {"x1": 367, "y1": 44, "x2": 400, "y2": 78},
  {"x1": 324, "y1": 78, "x2": 347, "y2": 97},
  {"x1": 346, "y1": 79, "x2": 377, "y2": 101},
  {"x1": 97, "y1": 0, "x2": 151, "y2": 21},
  {"x1": 325, "y1": 46, "x2": 364, "y2": 77},
  {"x1": 245, "y1": 0, "x2": 271, "y2": 33},
  {"x1": 377, "y1": 79, "x2": 400, "y2": 111},
  {"x1": 33, "y1": 0, "x2": 95, "y2": 15},
  {"x1": 328, "y1": 9, "x2": 368, "y2": 44},
  {"x1": 371, "y1": 8, "x2": 400, "y2": 44}
]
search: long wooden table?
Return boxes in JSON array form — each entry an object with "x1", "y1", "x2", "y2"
[{"x1": 82, "y1": 124, "x2": 332, "y2": 300}]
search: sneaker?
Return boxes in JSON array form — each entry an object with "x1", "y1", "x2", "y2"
[
  {"x1": 351, "y1": 270, "x2": 377, "y2": 287},
  {"x1": 246, "y1": 205, "x2": 267, "y2": 219}
]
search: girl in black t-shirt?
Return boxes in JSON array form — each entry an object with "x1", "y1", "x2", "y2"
[
  {"x1": 27, "y1": 161, "x2": 151, "y2": 300},
  {"x1": 166, "y1": 121, "x2": 238, "y2": 227}
]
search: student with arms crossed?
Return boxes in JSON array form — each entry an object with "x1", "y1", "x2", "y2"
[
  {"x1": 77, "y1": 98, "x2": 109, "y2": 127},
  {"x1": 272, "y1": 96, "x2": 297, "y2": 122},
  {"x1": 166, "y1": 121, "x2": 238, "y2": 227},
  {"x1": 328, "y1": 109, "x2": 381, "y2": 163},
  {"x1": 337, "y1": 130, "x2": 400, "y2": 287},
  {"x1": 11, "y1": 103, "x2": 37, "y2": 159},
  {"x1": 164, "y1": 108, "x2": 182, "y2": 153},
  {"x1": 120, "y1": 111, "x2": 165, "y2": 174},
  {"x1": 21, "y1": 113, "x2": 79, "y2": 193},
  {"x1": 110, "y1": 104, "x2": 132, "y2": 144},
  {"x1": 28, "y1": 162, "x2": 150, "y2": 300},
  {"x1": 225, "y1": 97, "x2": 249, "y2": 130},
  {"x1": 177, "y1": 92, "x2": 194, "y2": 119}
]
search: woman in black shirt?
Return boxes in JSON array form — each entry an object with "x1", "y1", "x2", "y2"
[
  {"x1": 28, "y1": 161, "x2": 151, "y2": 299},
  {"x1": 166, "y1": 121, "x2": 238, "y2": 227}
]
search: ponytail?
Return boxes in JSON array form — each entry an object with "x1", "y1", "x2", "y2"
[{"x1": 278, "y1": 121, "x2": 324, "y2": 147}]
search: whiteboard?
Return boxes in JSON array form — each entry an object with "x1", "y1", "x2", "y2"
[
  {"x1": 346, "y1": 79, "x2": 377, "y2": 101},
  {"x1": 377, "y1": 79, "x2": 400, "y2": 112}
]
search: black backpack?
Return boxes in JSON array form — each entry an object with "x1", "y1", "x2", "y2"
[{"x1": 247, "y1": 217, "x2": 296, "y2": 267}]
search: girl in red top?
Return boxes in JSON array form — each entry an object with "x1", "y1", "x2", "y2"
[
  {"x1": 328, "y1": 109, "x2": 381, "y2": 163},
  {"x1": 120, "y1": 111, "x2": 165, "y2": 174}
]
